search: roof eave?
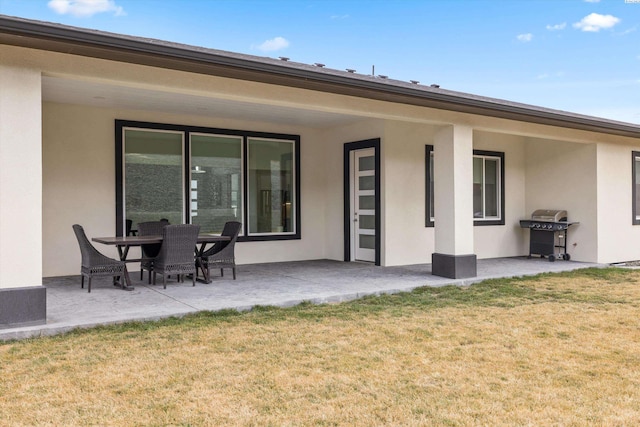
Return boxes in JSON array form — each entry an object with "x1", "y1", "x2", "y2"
[{"x1": 1, "y1": 15, "x2": 639, "y2": 139}]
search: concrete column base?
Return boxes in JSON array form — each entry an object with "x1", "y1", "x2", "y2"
[
  {"x1": 432, "y1": 253, "x2": 477, "y2": 279},
  {"x1": 0, "y1": 287, "x2": 46, "y2": 329}
]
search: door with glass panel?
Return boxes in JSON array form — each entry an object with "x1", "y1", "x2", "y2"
[{"x1": 351, "y1": 148, "x2": 376, "y2": 262}]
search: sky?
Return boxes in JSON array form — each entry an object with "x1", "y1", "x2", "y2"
[{"x1": 1, "y1": 0, "x2": 638, "y2": 124}]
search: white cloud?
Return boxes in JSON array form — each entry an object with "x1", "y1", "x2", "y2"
[
  {"x1": 517, "y1": 33, "x2": 533, "y2": 42},
  {"x1": 331, "y1": 14, "x2": 349, "y2": 20},
  {"x1": 255, "y1": 36, "x2": 290, "y2": 52},
  {"x1": 584, "y1": 0, "x2": 600, "y2": 3},
  {"x1": 48, "y1": 0, "x2": 125, "y2": 17},
  {"x1": 546, "y1": 22, "x2": 566, "y2": 31},
  {"x1": 573, "y1": 13, "x2": 620, "y2": 32}
]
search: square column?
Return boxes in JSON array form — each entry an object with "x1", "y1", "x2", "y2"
[
  {"x1": 0, "y1": 65, "x2": 46, "y2": 327},
  {"x1": 432, "y1": 125, "x2": 477, "y2": 278}
]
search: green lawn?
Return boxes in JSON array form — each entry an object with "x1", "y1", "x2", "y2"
[{"x1": 2, "y1": 268, "x2": 640, "y2": 426}]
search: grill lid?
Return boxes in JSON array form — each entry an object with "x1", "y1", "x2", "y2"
[{"x1": 531, "y1": 209, "x2": 567, "y2": 222}]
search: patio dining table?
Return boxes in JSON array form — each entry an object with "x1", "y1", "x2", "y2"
[{"x1": 92, "y1": 234, "x2": 230, "y2": 286}]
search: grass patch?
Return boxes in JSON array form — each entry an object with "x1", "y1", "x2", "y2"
[{"x1": 2, "y1": 267, "x2": 640, "y2": 425}]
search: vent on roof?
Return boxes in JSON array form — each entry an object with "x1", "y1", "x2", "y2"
[
  {"x1": 410, "y1": 80, "x2": 420, "y2": 84},
  {"x1": 378, "y1": 75, "x2": 388, "y2": 79},
  {"x1": 430, "y1": 84, "x2": 440, "y2": 88},
  {"x1": 314, "y1": 63, "x2": 325, "y2": 67},
  {"x1": 279, "y1": 57, "x2": 289, "y2": 61},
  {"x1": 346, "y1": 69, "x2": 356, "y2": 73}
]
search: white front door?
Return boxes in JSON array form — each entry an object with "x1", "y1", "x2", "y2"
[{"x1": 351, "y1": 148, "x2": 376, "y2": 262}]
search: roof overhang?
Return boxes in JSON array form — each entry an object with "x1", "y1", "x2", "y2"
[{"x1": 1, "y1": 15, "x2": 640, "y2": 139}]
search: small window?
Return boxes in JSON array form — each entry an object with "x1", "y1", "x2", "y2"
[
  {"x1": 633, "y1": 151, "x2": 640, "y2": 224},
  {"x1": 425, "y1": 147, "x2": 504, "y2": 226},
  {"x1": 425, "y1": 145, "x2": 434, "y2": 227},
  {"x1": 473, "y1": 152, "x2": 503, "y2": 223}
]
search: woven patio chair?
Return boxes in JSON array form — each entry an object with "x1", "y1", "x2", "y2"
[
  {"x1": 137, "y1": 219, "x2": 169, "y2": 283},
  {"x1": 125, "y1": 219, "x2": 137, "y2": 236},
  {"x1": 72, "y1": 224, "x2": 132, "y2": 292},
  {"x1": 199, "y1": 221, "x2": 241, "y2": 280},
  {"x1": 152, "y1": 224, "x2": 200, "y2": 289}
]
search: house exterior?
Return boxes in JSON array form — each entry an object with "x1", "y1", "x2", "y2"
[{"x1": 1, "y1": 15, "x2": 640, "y2": 328}]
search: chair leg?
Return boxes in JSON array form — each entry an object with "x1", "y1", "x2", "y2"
[
  {"x1": 123, "y1": 266, "x2": 132, "y2": 289},
  {"x1": 81, "y1": 275, "x2": 85, "y2": 289},
  {"x1": 140, "y1": 269, "x2": 143, "y2": 281},
  {"x1": 153, "y1": 271, "x2": 157, "y2": 285},
  {"x1": 221, "y1": 268, "x2": 224, "y2": 277},
  {"x1": 88, "y1": 277, "x2": 92, "y2": 293},
  {"x1": 192, "y1": 272, "x2": 196, "y2": 286},
  {"x1": 232, "y1": 267, "x2": 236, "y2": 280},
  {"x1": 163, "y1": 274, "x2": 167, "y2": 290},
  {"x1": 148, "y1": 268, "x2": 152, "y2": 284}
]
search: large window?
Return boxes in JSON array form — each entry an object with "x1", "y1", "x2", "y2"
[
  {"x1": 116, "y1": 120, "x2": 300, "y2": 241},
  {"x1": 425, "y1": 147, "x2": 504, "y2": 226},
  {"x1": 633, "y1": 151, "x2": 640, "y2": 225}
]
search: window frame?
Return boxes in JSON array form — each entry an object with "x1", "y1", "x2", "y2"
[
  {"x1": 472, "y1": 150, "x2": 505, "y2": 226},
  {"x1": 632, "y1": 151, "x2": 640, "y2": 225},
  {"x1": 115, "y1": 120, "x2": 301, "y2": 242},
  {"x1": 425, "y1": 146, "x2": 505, "y2": 227},
  {"x1": 425, "y1": 145, "x2": 434, "y2": 227}
]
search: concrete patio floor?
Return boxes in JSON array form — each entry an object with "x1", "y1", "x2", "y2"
[{"x1": 1, "y1": 257, "x2": 604, "y2": 341}]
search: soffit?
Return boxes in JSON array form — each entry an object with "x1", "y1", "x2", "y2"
[{"x1": 42, "y1": 76, "x2": 361, "y2": 128}]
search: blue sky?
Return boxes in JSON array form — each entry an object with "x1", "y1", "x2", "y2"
[{"x1": 1, "y1": 0, "x2": 638, "y2": 124}]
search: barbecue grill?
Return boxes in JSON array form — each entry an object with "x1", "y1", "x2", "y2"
[{"x1": 519, "y1": 209, "x2": 579, "y2": 262}]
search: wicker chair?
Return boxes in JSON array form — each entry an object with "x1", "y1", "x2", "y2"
[
  {"x1": 72, "y1": 224, "x2": 132, "y2": 292},
  {"x1": 152, "y1": 224, "x2": 200, "y2": 289},
  {"x1": 199, "y1": 221, "x2": 241, "y2": 280},
  {"x1": 125, "y1": 219, "x2": 137, "y2": 236},
  {"x1": 137, "y1": 219, "x2": 169, "y2": 283}
]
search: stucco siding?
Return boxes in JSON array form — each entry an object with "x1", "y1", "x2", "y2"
[
  {"x1": 596, "y1": 143, "x2": 640, "y2": 263},
  {"x1": 42, "y1": 102, "x2": 332, "y2": 276},
  {"x1": 0, "y1": 65, "x2": 42, "y2": 288},
  {"x1": 382, "y1": 121, "x2": 437, "y2": 266},
  {"x1": 524, "y1": 138, "x2": 598, "y2": 262},
  {"x1": 473, "y1": 131, "x2": 527, "y2": 259}
]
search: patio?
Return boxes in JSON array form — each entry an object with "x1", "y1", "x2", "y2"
[{"x1": 1, "y1": 257, "x2": 604, "y2": 341}]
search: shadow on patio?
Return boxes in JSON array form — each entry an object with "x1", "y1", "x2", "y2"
[{"x1": 1, "y1": 257, "x2": 603, "y2": 341}]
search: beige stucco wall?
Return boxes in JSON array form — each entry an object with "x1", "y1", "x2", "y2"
[
  {"x1": 0, "y1": 65, "x2": 42, "y2": 289},
  {"x1": 596, "y1": 142, "x2": 640, "y2": 263},
  {"x1": 524, "y1": 138, "x2": 598, "y2": 262},
  {"x1": 473, "y1": 131, "x2": 528, "y2": 259},
  {"x1": 42, "y1": 102, "x2": 334, "y2": 276},
  {"x1": 382, "y1": 121, "x2": 437, "y2": 266}
]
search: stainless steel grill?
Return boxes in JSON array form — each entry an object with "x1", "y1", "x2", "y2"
[{"x1": 519, "y1": 209, "x2": 578, "y2": 261}]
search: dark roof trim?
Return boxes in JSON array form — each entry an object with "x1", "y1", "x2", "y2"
[{"x1": 1, "y1": 15, "x2": 640, "y2": 139}]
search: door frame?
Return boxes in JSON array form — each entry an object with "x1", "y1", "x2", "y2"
[{"x1": 343, "y1": 138, "x2": 381, "y2": 265}]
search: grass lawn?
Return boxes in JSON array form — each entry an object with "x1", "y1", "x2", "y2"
[{"x1": 2, "y1": 267, "x2": 640, "y2": 426}]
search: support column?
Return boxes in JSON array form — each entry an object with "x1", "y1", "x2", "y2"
[
  {"x1": 432, "y1": 125, "x2": 477, "y2": 278},
  {"x1": 0, "y1": 65, "x2": 46, "y2": 328}
]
